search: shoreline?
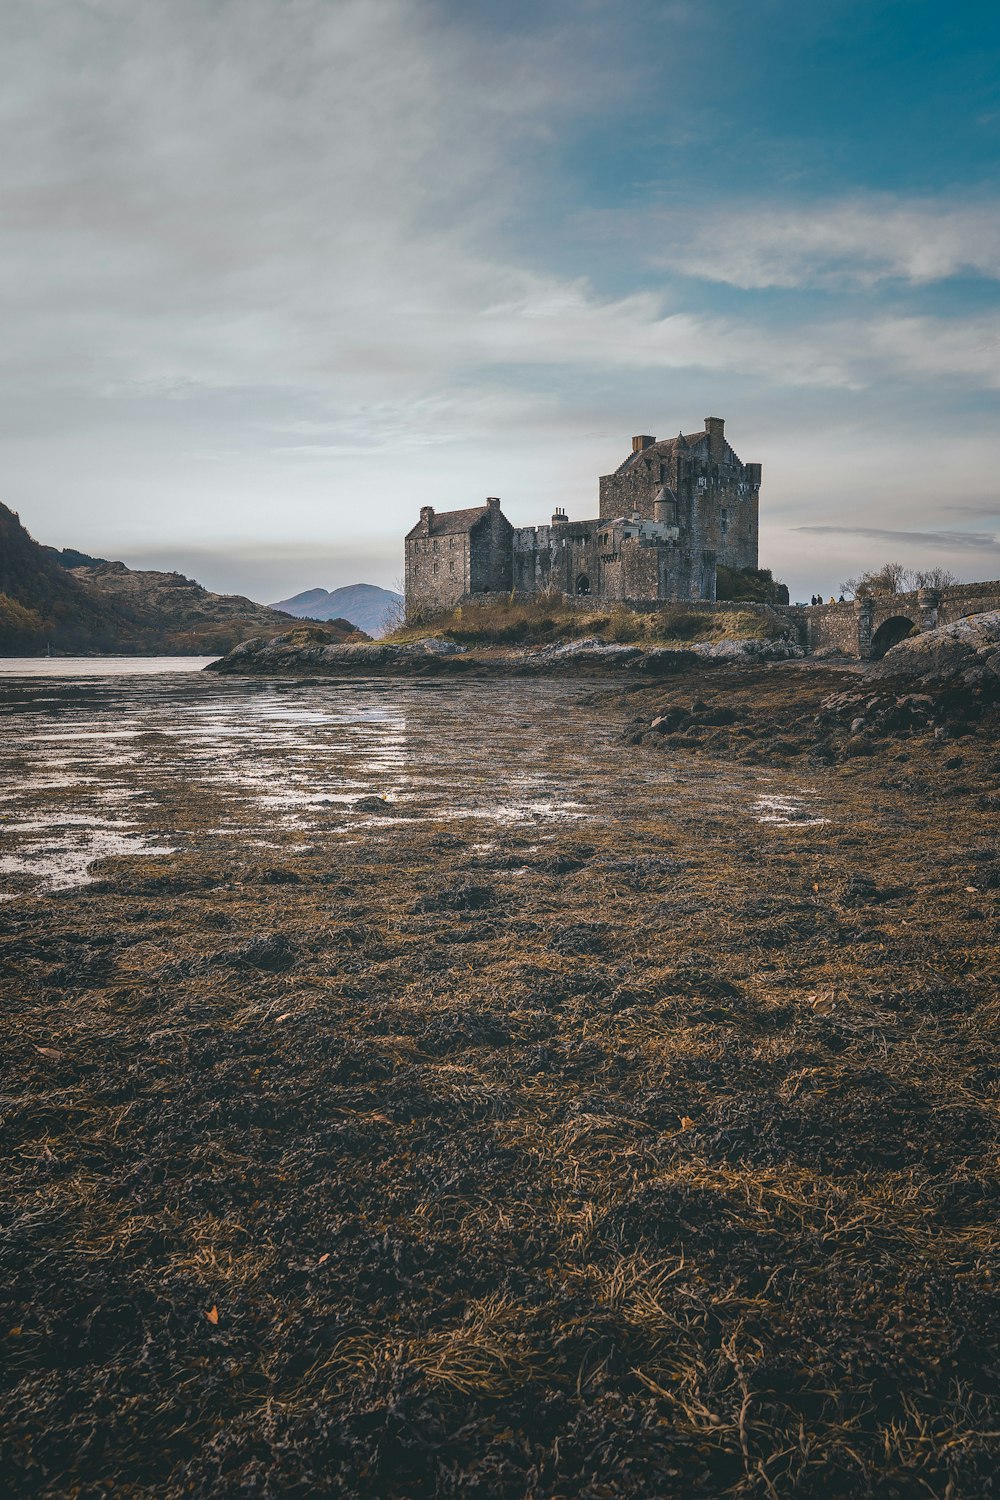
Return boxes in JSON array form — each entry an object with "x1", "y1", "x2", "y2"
[{"x1": 206, "y1": 632, "x2": 809, "y2": 678}]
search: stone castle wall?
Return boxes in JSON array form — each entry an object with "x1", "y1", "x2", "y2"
[
  {"x1": 404, "y1": 532, "x2": 472, "y2": 617},
  {"x1": 406, "y1": 502, "x2": 513, "y2": 618},
  {"x1": 512, "y1": 523, "x2": 716, "y2": 605},
  {"x1": 406, "y1": 420, "x2": 758, "y2": 619},
  {"x1": 512, "y1": 523, "x2": 602, "y2": 596},
  {"x1": 598, "y1": 424, "x2": 759, "y2": 574},
  {"x1": 469, "y1": 506, "x2": 514, "y2": 595}
]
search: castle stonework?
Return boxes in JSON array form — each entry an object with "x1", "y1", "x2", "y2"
[
  {"x1": 405, "y1": 498, "x2": 513, "y2": 617},
  {"x1": 405, "y1": 418, "x2": 760, "y2": 619}
]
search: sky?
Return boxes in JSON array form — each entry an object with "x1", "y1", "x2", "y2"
[{"x1": 2, "y1": 0, "x2": 999, "y2": 605}]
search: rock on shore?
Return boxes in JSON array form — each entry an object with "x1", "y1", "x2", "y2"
[
  {"x1": 691, "y1": 637, "x2": 804, "y2": 660},
  {"x1": 207, "y1": 626, "x2": 802, "y2": 676},
  {"x1": 870, "y1": 609, "x2": 1000, "y2": 683},
  {"x1": 207, "y1": 631, "x2": 470, "y2": 674},
  {"x1": 817, "y1": 611, "x2": 1000, "y2": 752}
]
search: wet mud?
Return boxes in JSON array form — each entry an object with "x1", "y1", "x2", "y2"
[{"x1": 1, "y1": 667, "x2": 998, "y2": 1497}]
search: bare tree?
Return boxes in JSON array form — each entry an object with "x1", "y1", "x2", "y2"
[
  {"x1": 382, "y1": 577, "x2": 407, "y2": 634},
  {"x1": 912, "y1": 566, "x2": 958, "y2": 590},
  {"x1": 840, "y1": 562, "x2": 913, "y2": 598},
  {"x1": 840, "y1": 562, "x2": 960, "y2": 599}
]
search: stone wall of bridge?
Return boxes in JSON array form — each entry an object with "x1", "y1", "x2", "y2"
[{"x1": 785, "y1": 581, "x2": 1000, "y2": 659}]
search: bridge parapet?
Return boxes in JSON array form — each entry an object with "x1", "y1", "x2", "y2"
[{"x1": 790, "y1": 580, "x2": 1000, "y2": 658}]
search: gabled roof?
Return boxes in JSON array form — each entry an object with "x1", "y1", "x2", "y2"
[
  {"x1": 406, "y1": 505, "x2": 491, "y2": 541},
  {"x1": 613, "y1": 431, "x2": 709, "y2": 476}
]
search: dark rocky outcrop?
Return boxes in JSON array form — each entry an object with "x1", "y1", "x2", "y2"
[
  {"x1": 207, "y1": 627, "x2": 801, "y2": 677},
  {"x1": 817, "y1": 612, "x2": 1000, "y2": 752},
  {"x1": 0, "y1": 504, "x2": 126, "y2": 652},
  {"x1": 868, "y1": 609, "x2": 1000, "y2": 682},
  {"x1": 0, "y1": 502, "x2": 322, "y2": 655}
]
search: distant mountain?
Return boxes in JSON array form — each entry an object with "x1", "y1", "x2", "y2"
[
  {"x1": 0, "y1": 503, "x2": 367, "y2": 655},
  {"x1": 270, "y1": 583, "x2": 402, "y2": 637}
]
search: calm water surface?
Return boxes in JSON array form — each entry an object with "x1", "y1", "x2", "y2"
[
  {"x1": 0, "y1": 656, "x2": 219, "y2": 677},
  {"x1": 0, "y1": 667, "x2": 827, "y2": 897}
]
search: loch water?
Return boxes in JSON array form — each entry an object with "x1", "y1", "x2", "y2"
[{"x1": 0, "y1": 665, "x2": 828, "y2": 896}]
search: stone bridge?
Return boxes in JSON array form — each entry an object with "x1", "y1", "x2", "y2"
[{"x1": 788, "y1": 581, "x2": 1000, "y2": 659}]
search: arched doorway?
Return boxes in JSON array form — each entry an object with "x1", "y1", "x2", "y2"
[
  {"x1": 575, "y1": 574, "x2": 591, "y2": 596},
  {"x1": 871, "y1": 615, "x2": 917, "y2": 659}
]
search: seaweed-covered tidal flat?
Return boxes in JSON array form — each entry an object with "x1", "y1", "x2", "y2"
[{"x1": 1, "y1": 666, "x2": 998, "y2": 1497}]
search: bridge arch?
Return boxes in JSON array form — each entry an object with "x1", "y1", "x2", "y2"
[
  {"x1": 797, "y1": 581, "x2": 1000, "y2": 657},
  {"x1": 870, "y1": 615, "x2": 918, "y2": 659}
]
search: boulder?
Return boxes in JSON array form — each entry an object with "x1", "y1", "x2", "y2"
[
  {"x1": 541, "y1": 640, "x2": 640, "y2": 658},
  {"x1": 411, "y1": 638, "x2": 466, "y2": 655},
  {"x1": 871, "y1": 610, "x2": 1000, "y2": 681},
  {"x1": 691, "y1": 638, "x2": 804, "y2": 661}
]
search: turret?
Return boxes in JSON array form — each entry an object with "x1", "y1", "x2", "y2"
[{"x1": 653, "y1": 487, "x2": 675, "y2": 524}]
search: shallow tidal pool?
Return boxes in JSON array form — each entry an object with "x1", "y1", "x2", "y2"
[{"x1": 0, "y1": 670, "x2": 828, "y2": 897}]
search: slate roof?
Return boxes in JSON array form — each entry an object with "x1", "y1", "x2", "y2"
[{"x1": 405, "y1": 505, "x2": 490, "y2": 541}]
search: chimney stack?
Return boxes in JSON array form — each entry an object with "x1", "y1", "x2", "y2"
[
  {"x1": 704, "y1": 416, "x2": 725, "y2": 457},
  {"x1": 632, "y1": 434, "x2": 656, "y2": 453},
  {"x1": 551, "y1": 507, "x2": 568, "y2": 526},
  {"x1": 419, "y1": 505, "x2": 434, "y2": 532},
  {"x1": 486, "y1": 496, "x2": 500, "y2": 510}
]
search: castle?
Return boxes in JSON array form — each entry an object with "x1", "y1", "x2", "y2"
[{"x1": 405, "y1": 417, "x2": 761, "y2": 619}]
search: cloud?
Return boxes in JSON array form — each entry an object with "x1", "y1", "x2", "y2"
[
  {"x1": 0, "y1": 0, "x2": 606, "y2": 396},
  {"x1": 2, "y1": 0, "x2": 1000, "y2": 612},
  {"x1": 796, "y1": 525, "x2": 1000, "y2": 552},
  {"x1": 4, "y1": 6, "x2": 1000, "y2": 441},
  {"x1": 648, "y1": 196, "x2": 1000, "y2": 289},
  {"x1": 11, "y1": 2, "x2": 999, "y2": 419},
  {"x1": 864, "y1": 314, "x2": 1000, "y2": 386}
]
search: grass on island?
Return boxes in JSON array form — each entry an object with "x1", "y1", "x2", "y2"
[{"x1": 385, "y1": 594, "x2": 786, "y2": 648}]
